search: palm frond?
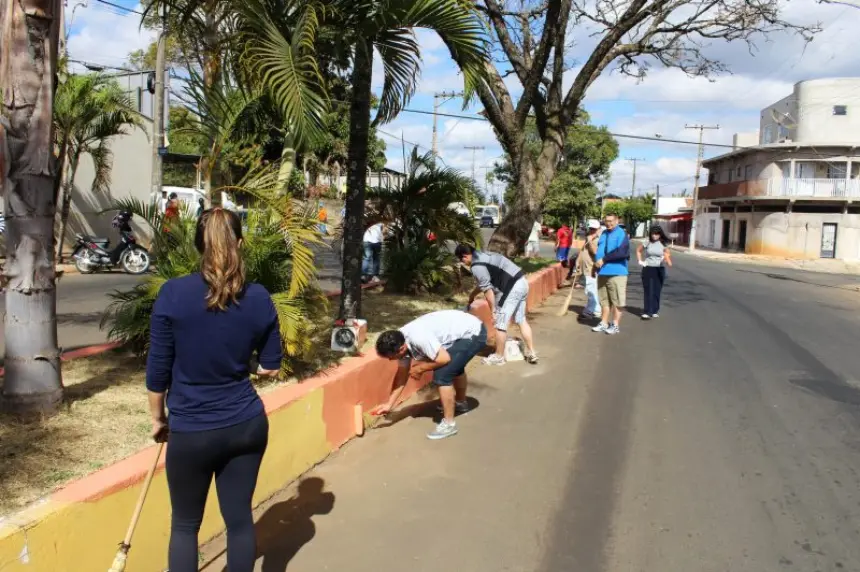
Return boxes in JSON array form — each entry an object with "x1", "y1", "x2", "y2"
[
  {"x1": 238, "y1": 0, "x2": 328, "y2": 146},
  {"x1": 373, "y1": 27, "x2": 421, "y2": 124}
]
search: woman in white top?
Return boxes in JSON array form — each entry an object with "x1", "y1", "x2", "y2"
[{"x1": 636, "y1": 225, "x2": 673, "y2": 320}]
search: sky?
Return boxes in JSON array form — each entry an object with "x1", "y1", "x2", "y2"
[{"x1": 65, "y1": 0, "x2": 860, "y2": 202}]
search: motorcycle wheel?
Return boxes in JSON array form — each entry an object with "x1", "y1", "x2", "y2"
[
  {"x1": 121, "y1": 247, "x2": 151, "y2": 275},
  {"x1": 73, "y1": 248, "x2": 98, "y2": 274}
]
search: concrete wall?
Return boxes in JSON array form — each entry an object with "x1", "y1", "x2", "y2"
[
  {"x1": 66, "y1": 120, "x2": 154, "y2": 250},
  {"x1": 0, "y1": 265, "x2": 567, "y2": 572},
  {"x1": 760, "y1": 93, "x2": 798, "y2": 144},
  {"x1": 748, "y1": 211, "x2": 860, "y2": 260},
  {"x1": 695, "y1": 207, "x2": 860, "y2": 260},
  {"x1": 795, "y1": 79, "x2": 860, "y2": 144}
]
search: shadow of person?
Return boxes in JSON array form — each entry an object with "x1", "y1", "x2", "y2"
[{"x1": 251, "y1": 477, "x2": 335, "y2": 572}]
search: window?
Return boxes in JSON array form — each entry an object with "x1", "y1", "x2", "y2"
[
  {"x1": 834, "y1": 105, "x2": 848, "y2": 116},
  {"x1": 736, "y1": 166, "x2": 742, "y2": 178},
  {"x1": 744, "y1": 165, "x2": 753, "y2": 180},
  {"x1": 727, "y1": 169, "x2": 734, "y2": 183},
  {"x1": 778, "y1": 124, "x2": 789, "y2": 140}
]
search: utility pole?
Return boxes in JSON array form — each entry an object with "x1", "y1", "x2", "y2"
[
  {"x1": 465, "y1": 146, "x2": 485, "y2": 188},
  {"x1": 150, "y1": 4, "x2": 168, "y2": 205},
  {"x1": 685, "y1": 124, "x2": 720, "y2": 251},
  {"x1": 627, "y1": 157, "x2": 645, "y2": 197},
  {"x1": 432, "y1": 91, "x2": 464, "y2": 157}
]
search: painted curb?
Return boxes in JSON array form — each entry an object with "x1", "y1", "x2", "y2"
[{"x1": 0, "y1": 265, "x2": 565, "y2": 572}]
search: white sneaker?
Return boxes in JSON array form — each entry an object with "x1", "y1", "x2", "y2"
[
  {"x1": 427, "y1": 419, "x2": 458, "y2": 440},
  {"x1": 641, "y1": 314, "x2": 651, "y2": 320},
  {"x1": 592, "y1": 322, "x2": 609, "y2": 333},
  {"x1": 524, "y1": 351, "x2": 539, "y2": 364},
  {"x1": 605, "y1": 324, "x2": 620, "y2": 335},
  {"x1": 652, "y1": 313, "x2": 660, "y2": 318},
  {"x1": 482, "y1": 354, "x2": 506, "y2": 366}
]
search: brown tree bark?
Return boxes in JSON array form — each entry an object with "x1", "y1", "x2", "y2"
[
  {"x1": 338, "y1": 40, "x2": 373, "y2": 320},
  {"x1": 1, "y1": 0, "x2": 64, "y2": 417}
]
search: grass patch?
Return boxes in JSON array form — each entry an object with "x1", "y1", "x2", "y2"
[
  {"x1": 0, "y1": 348, "x2": 151, "y2": 515},
  {"x1": 0, "y1": 291, "x2": 467, "y2": 516},
  {"x1": 513, "y1": 257, "x2": 558, "y2": 274}
]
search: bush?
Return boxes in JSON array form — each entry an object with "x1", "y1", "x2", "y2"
[
  {"x1": 382, "y1": 240, "x2": 459, "y2": 295},
  {"x1": 101, "y1": 172, "x2": 328, "y2": 373}
]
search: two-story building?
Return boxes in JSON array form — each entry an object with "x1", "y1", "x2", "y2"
[{"x1": 696, "y1": 78, "x2": 860, "y2": 260}]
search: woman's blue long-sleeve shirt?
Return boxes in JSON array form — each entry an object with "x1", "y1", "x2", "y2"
[{"x1": 145, "y1": 273, "x2": 283, "y2": 432}]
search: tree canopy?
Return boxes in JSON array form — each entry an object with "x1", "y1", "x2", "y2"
[{"x1": 497, "y1": 112, "x2": 618, "y2": 227}]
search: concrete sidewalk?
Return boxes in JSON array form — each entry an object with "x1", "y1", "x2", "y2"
[
  {"x1": 671, "y1": 245, "x2": 860, "y2": 276},
  {"x1": 200, "y1": 287, "x2": 600, "y2": 572}
]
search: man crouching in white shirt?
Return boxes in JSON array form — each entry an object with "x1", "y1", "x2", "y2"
[{"x1": 372, "y1": 310, "x2": 488, "y2": 440}]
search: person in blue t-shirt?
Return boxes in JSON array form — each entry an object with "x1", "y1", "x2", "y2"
[
  {"x1": 146, "y1": 208, "x2": 283, "y2": 572},
  {"x1": 592, "y1": 212, "x2": 630, "y2": 335}
]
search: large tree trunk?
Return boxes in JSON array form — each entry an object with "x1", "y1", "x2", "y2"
[
  {"x1": 488, "y1": 126, "x2": 565, "y2": 256},
  {"x1": 1, "y1": 0, "x2": 64, "y2": 417},
  {"x1": 338, "y1": 40, "x2": 373, "y2": 320},
  {"x1": 55, "y1": 152, "x2": 79, "y2": 262}
]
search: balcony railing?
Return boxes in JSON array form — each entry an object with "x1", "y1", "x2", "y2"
[{"x1": 767, "y1": 178, "x2": 860, "y2": 198}]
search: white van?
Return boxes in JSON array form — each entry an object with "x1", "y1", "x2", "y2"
[
  {"x1": 478, "y1": 204, "x2": 501, "y2": 227},
  {"x1": 158, "y1": 186, "x2": 238, "y2": 214}
]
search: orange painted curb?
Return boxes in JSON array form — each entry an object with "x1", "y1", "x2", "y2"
[{"x1": 5, "y1": 264, "x2": 566, "y2": 551}]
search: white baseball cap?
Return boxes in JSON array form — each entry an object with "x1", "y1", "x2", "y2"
[{"x1": 587, "y1": 219, "x2": 600, "y2": 229}]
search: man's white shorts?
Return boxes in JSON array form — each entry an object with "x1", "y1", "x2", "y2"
[{"x1": 494, "y1": 278, "x2": 529, "y2": 331}]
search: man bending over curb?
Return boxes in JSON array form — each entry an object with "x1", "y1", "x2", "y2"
[
  {"x1": 455, "y1": 244, "x2": 538, "y2": 365},
  {"x1": 374, "y1": 310, "x2": 488, "y2": 440}
]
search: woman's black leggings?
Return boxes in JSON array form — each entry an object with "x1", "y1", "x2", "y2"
[
  {"x1": 166, "y1": 414, "x2": 269, "y2": 572},
  {"x1": 641, "y1": 266, "x2": 666, "y2": 316}
]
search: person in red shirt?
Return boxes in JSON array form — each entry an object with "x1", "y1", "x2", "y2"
[{"x1": 555, "y1": 223, "x2": 573, "y2": 267}]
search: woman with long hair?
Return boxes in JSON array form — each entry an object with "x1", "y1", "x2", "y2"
[
  {"x1": 636, "y1": 225, "x2": 673, "y2": 320},
  {"x1": 146, "y1": 208, "x2": 283, "y2": 572}
]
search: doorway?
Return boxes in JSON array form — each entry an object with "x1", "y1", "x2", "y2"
[
  {"x1": 738, "y1": 220, "x2": 748, "y2": 252},
  {"x1": 821, "y1": 223, "x2": 837, "y2": 258},
  {"x1": 721, "y1": 220, "x2": 731, "y2": 249},
  {"x1": 709, "y1": 220, "x2": 716, "y2": 246}
]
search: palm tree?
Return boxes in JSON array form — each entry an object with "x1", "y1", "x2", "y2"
[
  {"x1": 103, "y1": 164, "x2": 327, "y2": 369},
  {"x1": 367, "y1": 148, "x2": 480, "y2": 249},
  {"x1": 53, "y1": 73, "x2": 142, "y2": 262},
  {"x1": 333, "y1": 0, "x2": 488, "y2": 319},
  {"x1": 1, "y1": 0, "x2": 64, "y2": 416}
]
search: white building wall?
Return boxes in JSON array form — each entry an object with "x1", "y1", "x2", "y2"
[
  {"x1": 760, "y1": 94, "x2": 797, "y2": 144},
  {"x1": 795, "y1": 79, "x2": 860, "y2": 144},
  {"x1": 68, "y1": 120, "x2": 154, "y2": 250}
]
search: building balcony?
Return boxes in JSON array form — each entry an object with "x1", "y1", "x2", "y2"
[
  {"x1": 700, "y1": 178, "x2": 860, "y2": 200},
  {"x1": 766, "y1": 178, "x2": 860, "y2": 198},
  {"x1": 698, "y1": 180, "x2": 767, "y2": 200}
]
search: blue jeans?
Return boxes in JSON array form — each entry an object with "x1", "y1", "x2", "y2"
[
  {"x1": 362, "y1": 242, "x2": 382, "y2": 278},
  {"x1": 641, "y1": 267, "x2": 666, "y2": 315},
  {"x1": 585, "y1": 275, "x2": 601, "y2": 315},
  {"x1": 432, "y1": 325, "x2": 488, "y2": 386}
]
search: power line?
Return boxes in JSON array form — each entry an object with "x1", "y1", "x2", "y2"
[{"x1": 93, "y1": 0, "x2": 143, "y2": 15}]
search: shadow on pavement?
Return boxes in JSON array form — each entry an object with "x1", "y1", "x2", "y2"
[
  {"x1": 376, "y1": 396, "x2": 482, "y2": 429},
  {"x1": 233, "y1": 477, "x2": 336, "y2": 572}
]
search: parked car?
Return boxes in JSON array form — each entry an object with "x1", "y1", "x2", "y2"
[{"x1": 480, "y1": 214, "x2": 495, "y2": 228}]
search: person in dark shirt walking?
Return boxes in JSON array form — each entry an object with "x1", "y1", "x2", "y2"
[{"x1": 146, "y1": 208, "x2": 283, "y2": 572}]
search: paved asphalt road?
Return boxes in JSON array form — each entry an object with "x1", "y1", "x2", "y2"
[
  {"x1": 0, "y1": 272, "x2": 140, "y2": 358},
  {"x1": 203, "y1": 251, "x2": 860, "y2": 572}
]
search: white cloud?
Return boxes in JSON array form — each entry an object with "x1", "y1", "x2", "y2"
[{"x1": 66, "y1": 3, "x2": 154, "y2": 69}]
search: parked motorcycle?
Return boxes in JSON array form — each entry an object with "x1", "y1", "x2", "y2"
[{"x1": 72, "y1": 211, "x2": 151, "y2": 275}]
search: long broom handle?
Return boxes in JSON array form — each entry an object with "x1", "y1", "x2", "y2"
[
  {"x1": 122, "y1": 442, "x2": 165, "y2": 547},
  {"x1": 557, "y1": 264, "x2": 583, "y2": 316}
]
